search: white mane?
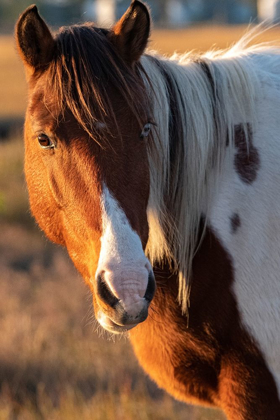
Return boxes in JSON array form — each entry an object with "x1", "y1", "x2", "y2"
[{"x1": 141, "y1": 27, "x2": 280, "y2": 313}]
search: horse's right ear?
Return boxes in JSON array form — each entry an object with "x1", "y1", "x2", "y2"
[
  {"x1": 111, "y1": 1, "x2": 150, "y2": 65},
  {"x1": 15, "y1": 5, "x2": 55, "y2": 75}
]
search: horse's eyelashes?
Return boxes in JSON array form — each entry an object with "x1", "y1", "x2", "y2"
[{"x1": 38, "y1": 133, "x2": 55, "y2": 149}]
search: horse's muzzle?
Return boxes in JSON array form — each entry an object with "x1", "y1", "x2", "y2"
[{"x1": 95, "y1": 272, "x2": 156, "y2": 333}]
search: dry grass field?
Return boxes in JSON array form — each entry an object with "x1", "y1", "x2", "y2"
[{"x1": 2, "y1": 24, "x2": 280, "y2": 420}]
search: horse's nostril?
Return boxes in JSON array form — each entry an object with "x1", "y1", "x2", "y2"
[
  {"x1": 96, "y1": 273, "x2": 120, "y2": 309},
  {"x1": 96, "y1": 270, "x2": 155, "y2": 312},
  {"x1": 144, "y1": 272, "x2": 156, "y2": 302}
]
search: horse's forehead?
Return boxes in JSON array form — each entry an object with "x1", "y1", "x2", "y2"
[
  {"x1": 27, "y1": 85, "x2": 59, "y2": 130},
  {"x1": 28, "y1": 87, "x2": 85, "y2": 137},
  {"x1": 28, "y1": 83, "x2": 131, "y2": 135}
]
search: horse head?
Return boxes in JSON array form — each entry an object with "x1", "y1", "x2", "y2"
[{"x1": 16, "y1": 1, "x2": 156, "y2": 333}]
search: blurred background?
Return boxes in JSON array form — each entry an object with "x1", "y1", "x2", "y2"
[
  {"x1": 0, "y1": 1, "x2": 280, "y2": 419},
  {"x1": 2, "y1": 0, "x2": 280, "y2": 31}
]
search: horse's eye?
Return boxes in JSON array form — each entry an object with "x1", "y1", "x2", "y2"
[
  {"x1": 140, "y1": 123, "x2": 151, "y2": 138},
  {"x1": 38, "y1": 134, "x2": 54, "y2": 149}
]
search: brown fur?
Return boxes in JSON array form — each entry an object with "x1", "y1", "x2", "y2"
[
  {"x1": 234, "y1": 124, "x2": 260, "y2": 184},
  {"x1": 17, "y1": 3, "x2": 152, "y2": 304},
  {"x1": 230, "y1": 213, "x2": 241, "y2": 233}
]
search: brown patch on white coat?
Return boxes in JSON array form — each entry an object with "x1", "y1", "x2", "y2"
[{"x1": 234, "y1": 123, "x2": 260, "y2": 185}]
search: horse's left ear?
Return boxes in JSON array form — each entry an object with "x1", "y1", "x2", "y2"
[
  {"x1": 15, "y1": 5, "x2": 55, "y2": 76},
  {"x1": 111, "y1": 0, "x2": 150, "y2": 64}
]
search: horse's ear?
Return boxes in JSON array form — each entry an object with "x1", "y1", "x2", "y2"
[
  {"x1": 111, "y1": 1, "x2": 150, "y2": 64},
  {"x1": 15, "y1": 5, "x2": 55, "y2": 75}
]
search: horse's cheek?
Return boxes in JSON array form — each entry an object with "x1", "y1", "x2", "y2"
[
  {"x1": 63, "y1": 226, "x2": 101, "y2": 286},
  {"x1": 24, "y1": 145, "x2": 65, "y2": 246}
]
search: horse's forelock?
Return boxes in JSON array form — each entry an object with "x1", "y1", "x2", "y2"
[{"x1": 41, "y1": 23, "x2": 151, "y2": 146}]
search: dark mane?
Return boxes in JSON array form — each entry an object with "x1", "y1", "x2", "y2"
[{"x1": 44, "y1": 23, "x2": 150, "y2": 146}]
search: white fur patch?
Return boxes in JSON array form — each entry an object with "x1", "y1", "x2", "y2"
[
  {"x1": 96, "y1": 185, "x2": 151, "y2": 315},
  {"x1": 209, "y1": 67, "x2": 280, "y2": 395}
]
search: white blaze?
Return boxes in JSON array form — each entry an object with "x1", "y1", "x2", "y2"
[{"x1": 96, "y1": 185, "x2": 151, "y2": 313}]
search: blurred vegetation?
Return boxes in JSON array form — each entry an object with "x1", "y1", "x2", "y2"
[{"x1": 0, "y1": 136, "x2": 32, "y2": 227}]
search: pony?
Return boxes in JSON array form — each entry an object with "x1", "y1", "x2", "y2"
[{"x1": 16, "y1": 1, "x2": 280, "y2": 418}]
